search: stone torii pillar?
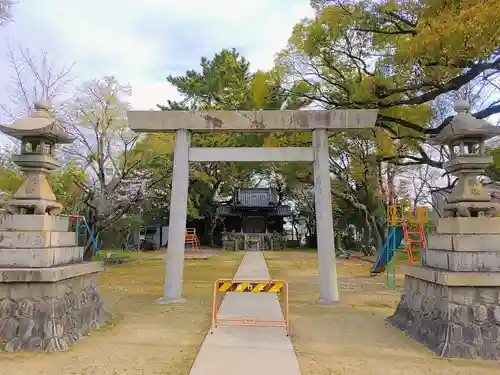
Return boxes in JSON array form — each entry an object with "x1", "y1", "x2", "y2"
[
  {"x1": 159, "y1": 128, "x2": 191, "y2": 303},
  {"x1": 313, "y1": 128, "x2": 338, "y2": 303},
  {"x1": 126, "y1": 109, "x2": 378, "y2": 304}
]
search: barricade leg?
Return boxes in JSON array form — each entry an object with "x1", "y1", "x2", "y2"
[
  {"x1": 210, "y1": 279, "x2": 290, "y2": 335},
  {"x1": 284, "y1": 281, "x2": 289, "y2": 336},
  {"x1": 211, "y1": 279, "x2": 218, "y2": 333}
]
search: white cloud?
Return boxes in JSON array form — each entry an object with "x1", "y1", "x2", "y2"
[
  {"x1": 0, "y1": 0, "x2": 314, "y2": 112},
  {"x1": 130, "y1": 81, "x2": 181, "y2": 110}
]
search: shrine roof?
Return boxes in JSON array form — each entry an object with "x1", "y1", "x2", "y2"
[
  {"x1": 233, "y1": 188, "x2": 278, "y2": 208},
  {"x1": 217, "y1": 204, "x2": 292, "y2": 217}
]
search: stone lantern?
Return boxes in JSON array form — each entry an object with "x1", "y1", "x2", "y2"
[
  {"x1": 0, "y1": 102, "x2": 108, "y2": 353},
  {"x1": 429, "y1": 100, "x2": 500, "y2": 217},
  {"x1": 388, "y1": 100, "x2": 500, "y2": 360},
  {"x1": 0, "y1": 101, "x2": 74, "y2": 215}
]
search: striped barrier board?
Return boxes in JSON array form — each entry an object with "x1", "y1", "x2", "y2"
[
  {"x1": 212, "y1": 279, "x2": 289, "y2": 335},
  {"x1": 217, "y1": 281, "x2": 283, "y2": 293}
]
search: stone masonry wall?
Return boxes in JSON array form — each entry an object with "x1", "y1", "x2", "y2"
[
  {"x1": 0, "y1": 273, "x2": 110, "y2": 352},
  {"x1": 388, "y1": 275, "x2": 500, "y2": 359}
]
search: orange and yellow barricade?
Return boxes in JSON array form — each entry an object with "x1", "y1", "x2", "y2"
[{"x1": 211, "y1": 279, "x2": 289, "y2": 335}]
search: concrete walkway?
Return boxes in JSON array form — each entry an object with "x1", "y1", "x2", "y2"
[{"x1": 189, "y1": 251, "x2": 302, "y2": 375}]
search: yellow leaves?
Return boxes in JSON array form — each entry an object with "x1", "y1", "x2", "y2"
[
  {"x1": 349, "y1": 154, "x2": 366, "y2": 182},
  {"x1": 318, "y1": 6, "x2": 347, "y2": 26},
  {"x1": 378, "y1": 0, "x2": 399, "y2": 13},
  {"x1": 251, "y1": 71, "x2": 272, "y2": 110},
  {"x1": 348, "y1": 75, "x2": 378, "y2": 102},
  {"x1": 380, "y1": 104, "x2": 432, "y2": 134},
  {"x1": 374, "y1": 128, "x2": 396, "y2": 156},
  {"x1": 130, "y1": 133, "x2": 175, "y2": 166},
  {"x1": 288, "y1": 20, "x2": 313, "y2": 51},
  {"x1": 138, "y1": 133, "x2": 175, "y2": 155},
  {"x1": 263, "y1": 132, "x2": 312, "y2": 147},
  {"x1": 289, "y1": 6, "x2": 349, "y2": 57},
  {"x1": 404, "y1": 0, "x2": 500, "y2": 65},
  {"x1": 0, "y1": 168, "x2": 23, "y2": 195}
]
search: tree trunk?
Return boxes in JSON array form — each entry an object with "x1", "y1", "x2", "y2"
[
  {"x1": 378, "y1": 162, "x2": 387, "y2": 203},
  {"x1": 387, "y1": 163, "x2": 397, "y2": 205}
]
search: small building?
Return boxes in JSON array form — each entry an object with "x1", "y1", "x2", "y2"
[{"x1": 217, "y1": 188, "x2": 292, "y2": 233}]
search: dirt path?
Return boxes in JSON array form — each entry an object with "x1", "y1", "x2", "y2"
[
  {"x1": 0, "y1": 253, "x2": 243, "y2": 375},
  {"x1": 266, "y1": 251, "x2": 500, "y2": 375}
]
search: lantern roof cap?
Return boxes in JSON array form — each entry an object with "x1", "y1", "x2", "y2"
[
  {"x1": 428, "y1": 100, "x2": 500, "y2": 145},
  {"x1": 0, "y1": 101, "x2": 74, "y2": 143}
]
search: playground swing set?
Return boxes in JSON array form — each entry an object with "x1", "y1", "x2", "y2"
[
  {"x1": 370, "y1": 204, "x2": 429, "y2": 289},
  {"x1": 67, "y1": 215, "x2": 108, "y2": 270}
]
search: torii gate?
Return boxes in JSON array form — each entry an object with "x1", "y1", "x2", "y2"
[{"x1": 127, "y1": 109, "x2": 378, "y2": 305}]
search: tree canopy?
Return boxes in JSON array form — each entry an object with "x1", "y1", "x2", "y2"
[
  {"x1": 152, "y1": 49, "x2": 313, "y2": 243},
  {"x1": 280, "y1": 0, "x2": 500, "y2": 166},
  {"x1": 3, "y1": 0, "x2": 499, "y2": 251}
]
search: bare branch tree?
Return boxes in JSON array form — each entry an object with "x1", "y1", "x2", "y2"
[
  {"x1": 59, "y1": 76, "x2": 161, "y2": 259},
  {"x1": 0, "y1": 0, "x2": 14, "y2": 27},
  {"x1": 0, "y1": 43, "x2": 74, "y2": 122}
]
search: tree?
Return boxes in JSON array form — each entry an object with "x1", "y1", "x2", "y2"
[
  {"x1": 157, "y1": 48, "x2": 309, "y2": 244},
  {"x1": 0, "y1": 48, "x2": 162, "y2": 254},
  {"x1": 0, "y1": 44, "x2": 74, "y2": 122},
  {"x1": 60, "y1": 76, "x2": 156, "y2": 259},
  {"x1": 263, "y1": 0, "x2": 500, "y2": 249},
  {"x1": 48, "y1": 163, "x2": 88, "y2": 214},
  {"x1": 0, "y1": 145, "x2": 23, "y2": 202},
  {"x1": 279, "y1": 0, "x2": 500, "y2": 167},
  {"x1": 0, "y1": 0, "x2": 14, "y2": 27},
  {"x1": 159, "y1": 48, "x2": 309, "y2": 112}
]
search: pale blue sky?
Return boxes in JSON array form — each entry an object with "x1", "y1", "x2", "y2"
[{"x1": 0, "y1": 0, "x2": 314, "y2": 113}]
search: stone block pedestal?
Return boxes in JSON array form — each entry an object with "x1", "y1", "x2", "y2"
[
  {"x1": 0, "y1": 215, "x2": 109, "y2": 352},
  {"x1": 388, "y1": 218, "x2": 500, "y2": 359},
  {"x1": 388, "y1": 266, "x2": 500, "y2": 359},
  {"x1": 0, "y1": 263, "x2": 109, "y2": 352}
]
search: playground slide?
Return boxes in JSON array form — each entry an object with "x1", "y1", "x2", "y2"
[{"x1": 370, "y1": 226, "x2": 404, "y2": 274}]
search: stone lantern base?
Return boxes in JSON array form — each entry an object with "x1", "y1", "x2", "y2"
[
  {"x1": 388, "y1": 217, "x2": 500, "y2": 359},
  {"x1": 0, "y1": 214, "x2": 109, "y2": 352}
]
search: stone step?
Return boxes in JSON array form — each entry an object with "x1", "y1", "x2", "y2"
[
  {"x1": 428, "y1": 233, "x2": 500, "y2": 252},
  {"x1": 0, "y1": 214, "x2": 69, "y2": 232},
  {"x1": 0, "y1": 230, "x2": 77, "y2": 248},
  {"x1": 437, "y1": 217, "x2": 500, "y2": 234},
  {"x1": 0, "y1": 246, "x2": 84, "y2": 268},
  {"x1": 423, "y1": 248, "x2": 500, "y2": 272}
]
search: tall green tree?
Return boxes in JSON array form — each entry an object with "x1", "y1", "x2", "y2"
[
  {"x1": 280, "y1": 0, "x2": 500, "y2": 166},
  {"x1": 156, "y1": 48, "x2": 309, "y2": 244}
]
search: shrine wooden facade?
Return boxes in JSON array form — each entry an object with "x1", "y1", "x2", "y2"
[{"x1": 217, "y1": 188, "x2": 292, "y2": 233}]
